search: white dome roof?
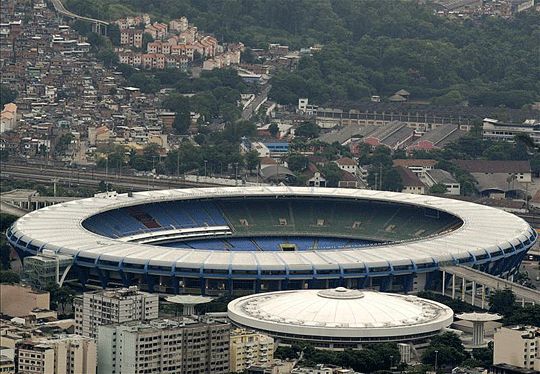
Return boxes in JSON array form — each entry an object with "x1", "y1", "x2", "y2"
[{"x1": 228, "y1": 288, "x2": 454, "y2": 339}]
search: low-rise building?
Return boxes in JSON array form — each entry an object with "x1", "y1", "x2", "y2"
[
  {"x1": 482, "y1": 118, "x2": 540, "y2": 145},
  {"x1": 407, "y1": 124, "x2": 465, "y2": 152},
  {"x1": 230, "y1": 329, "x2": 274, "y2": 373},
  {"x1": 423, "y1": 169, "x2": 461, "y2": 195},
  {"x1": 453, "y1": 160, "x2": 531, "y2": 199},
  {"x1": 396, "y1": 166, "x2": 425, "y2": 194},
  {"x1": 363, "y1": 121, "x2": 414, "y2": 150},
  {"x1": 334, "y1": 157, "x2": 358, "y2": 176},
  {"x1": 393, "y1": 159, "x2": 437, "y2": 178},
  {"x1": 98, "y1": 318, "x2": 230, "y2": 374}
]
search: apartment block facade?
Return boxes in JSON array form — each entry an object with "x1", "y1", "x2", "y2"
[
  {"x1": 97, "y1": 318, "x2": 230, "y2": 374},
  {"x1": 230, "y1": 328, "x2": 274, "y2": 372},
  {"x1": 16, "y1": 335, "x2": 96, "y2": 374},
  {"x1": 74, "y1": 286, "x2": 159, "y2": 339},
  {"x1": 494, "y1": 326, "x2": 540, "y2": 371}
]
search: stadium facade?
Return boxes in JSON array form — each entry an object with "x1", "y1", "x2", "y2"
[{"x1": 6, "y1": 187, "x2": 536, "y2": 295}]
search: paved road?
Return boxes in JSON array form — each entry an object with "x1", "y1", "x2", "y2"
[
  {"x1": 50, "y1": 0, "x2": 109, "y2": 26},
  {"x1": 241, "y1": 84, "x2": 271, "y2": 121},
  {"x1": 442, "y1": 265, "x2": 540, "y2": 304},
  {"x1": 0, "y1": 202, "x2": 28, "y2": 217},
  {"x1": 1, "y1": 163, "x2": 219, "y2": 190},
  {"x1": 521, "y1": 260, "x2": 540, "y2": 289}
]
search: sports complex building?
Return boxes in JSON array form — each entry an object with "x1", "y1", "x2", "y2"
[
  {"x1": 6, "y1": 187, "x2": 536, "y2": 295},
  {"x1": 227, "y1": 287, "x2": 454, "y2": 348}
]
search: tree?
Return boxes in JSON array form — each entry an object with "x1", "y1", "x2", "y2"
[
  {"x1": 108, "y1": 24, "x2": 121, "y2": 46},
  {"x1": 241, "y1": 48, "x2": 257, "y2": 64},
  {"x1": 0, "y1": 270, "x2": 20, "y2": 284},
  {"x1": 56, "y1": 286, "x2": 76, "y2": 315},
  {"x1": 44, "y1": 282, "x2": 60, "y2": 309},
  {"x1": 421, "y1": 332, "x2": 468, "y2": 368},
  {"x1": 193, "y1": 50, "x2": 203, "y2": 64},
  {"x1": 96, "y1": 48, "x2": 118, "y2": 67},
  {"x1": 0, "y1": 242, "x2": 11, "y2": 270},
  {"x1": 245, "y1": 151, "x2": 260, "y2": 174},
  {"x1": 431, "y1": 90, "x2": 464, "y2": 106},
  {"x1": 489, "y1": 289, "x2": 516, "y2": 316},
  {"x1": 0, "y1": 84, "x2": 17, "y2": 107},
  {"x1": 223, "y1": 120, "x2": 256, "y2": 142},
  {"x1": 471, "y1": 346, "x2": 493, "y2": 367},
  {"x1": 287, "y1": 154, "x2": 309, "y2": 172},
  {"x1": 275, "y1": 346, "x2": 298, "y2": 360},
  {"x1": 173, "y1": 112, "x2": 191, "y2": 134},
  {"x1": 128, "y1": 72, "x2": 159, "y2": 93},
  {"x1": 504, "y1": 304, "x2": 540, "y2": 325},
  {"x1": 514, "y1": 133, "x2": 535, "y2": 152},
  {"x1": 320, "y1": 163, "x2": 342, "y2": 187},
  {"x1": 55, "y1": 133, "x2": 74, "y2": 156},
  {"x1": 0, "y1": 213, "x2": 17, "y2": 232},
  {"x1": 142, "y1": 32, "x2": 154, "y2": 50},
  {"x1": 295, "y1": 121, "x2": 320, "y2": 139},
  {"x1": 368, "y1": 166, "x2": 403, "y2": 192},
  {"x1": 269, "y1": 122, "x2": 279, "y2": 138},
  {"x1": 98, "y1": 180, "x2": 111, "y2": 192},
  {"x1": 0, "y1": 149, "x2": 8, "y2": 162},
  {"x1": 429, "y1": 183, "x2": 448, "y2": 194}
]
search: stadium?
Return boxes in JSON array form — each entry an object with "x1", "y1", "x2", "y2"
[{"x1": 6, "y1": 186, "x2": 536, "y2": 295}]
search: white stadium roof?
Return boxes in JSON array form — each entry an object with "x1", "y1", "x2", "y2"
[
  {"x1": 9, "y1": 186, "x2": 534, "y2": 271},
  {"x1": 227, "y1": 287, "x2": 454, "y2": 338}
]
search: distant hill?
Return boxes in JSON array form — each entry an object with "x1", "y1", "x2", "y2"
[{"x1": 64, "y1": 0, "x2": 540, "y2": 108}]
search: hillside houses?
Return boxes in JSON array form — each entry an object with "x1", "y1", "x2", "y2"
[{"x1": 113, "y1": 15, "x2": 241, "y2": 71}]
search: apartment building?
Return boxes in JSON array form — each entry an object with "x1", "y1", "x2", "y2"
[
  {"x1": 230, "y1": 328, "x2": 274, "y2": 373},
  {"x1": 16, "y1": 335, "x2": 96, "y2": 374},
  {"x1": 0, "y1": 355, "x2": 14, "y2": 374},
  {"x1": 120, "y1": 29, "x2": 143, "y2": 49},
  {"x1": 493, "y1": 326, "x2": 540, "y2": 371},
  {"x1": 74, "y1": 286, "x2": 159, "y2": 339},
  {"x1": 97, "y1": 318, "x2": 230, "y2": 374}
]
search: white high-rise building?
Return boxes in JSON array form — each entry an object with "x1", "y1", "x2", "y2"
[
  {"x1": 16, "y1": 335, "x2": 96, "y2": 374},
  {"x1": 97, "y1": 318, "x2": 230, "y2": 374},
  {"x1": 493, "y1": 325, "x2": 540, "y2": 371},
  {"x1": 74, "y1": 286, "x2": 159, "y2": 339},
  {"x1": 229, "y1": 328, "x2": 274, "y2": 372}
]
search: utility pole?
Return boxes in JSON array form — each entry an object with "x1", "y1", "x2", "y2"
[
  {"x1": 524, "y1": 181, "x2": 529, "y2": 210},
  {"x1": 176, "y1": 150, "x2": 180, "y2": 178},
  {"x1": 379, "y1": 164, "x2": 383, "y2": 191}
]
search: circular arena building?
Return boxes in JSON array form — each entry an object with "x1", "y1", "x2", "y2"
[
  {"x1": 227, "y1": 287, "x2": 455, "y2": 348},
  {"x1": 6, "y1": 186, "x2": 536, "y2": 295}
]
